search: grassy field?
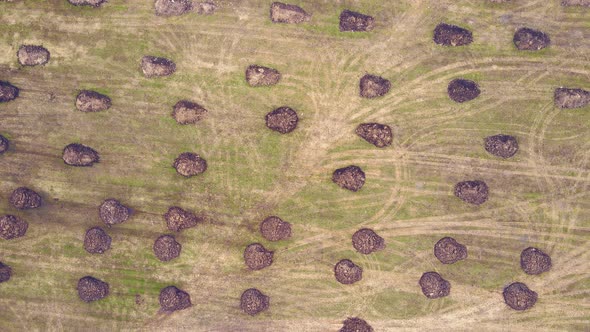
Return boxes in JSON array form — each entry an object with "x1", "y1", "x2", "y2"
[{"x1": 1, "y1": 0, "x2": 589, "y2": 330}]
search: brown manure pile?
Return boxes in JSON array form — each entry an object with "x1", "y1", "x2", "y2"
[
  {"x1": 99, "y1": 199, "x2": 131, "y2": 226},
  {"x1": 513, "y1": 27, "x2": 550, "y2": 51},
  {"x1": 76, "y1": 90, "x2": 111, "y2": 112},
  {"x1": 244, "y1": 243, "x2": 273, "y2": 270},
  {"x1": 0, "y1": 81, "x2": 19, "y2": 103},
  {"x1": 359, "y1": 74, "x2": 390, "y2": 99},
  {"x1": 434, "y1": 237, "x2": 467, "y2": 264},
  {"x1": 561, "y1": 0, "x2": 590, "y2": 6},
  {"x1": 17, "y1": 45, "x2": 50, "y2": 66},
  {"x1": 503, "y1": 282, "x2": 537, "y2": 310},
  {"x1": 520, "y1": 247, "x2": 551, "y2": 275},
  {"x1": 62, "y1": 143, "x2": 99, "y2": 166},
  {"x1": 153, "y1": 235, "x2": 182, "y2": 261},
  {"x1": 447, "y1": 79, "x2": 480, "y2": 103},
  {"x1": 9, "y1": 187, "x2": 42, "y2": 210},
  {"x1": 0, "y1": 215, "x2": 28, "y2": 240},
  {"x1": 164, "y1": 206, "x2": 200, "y2": 232},
  {"x1": 454, "y1": 180, "x2": 488, "y2": 205},
  {"x1": 339, "y1": 10, "x2": 374, "y2": 32},
  {"x1": 0, "y1": 135, "x2": 8, "y2": 154},
  {"x1": 554, "y1": 87, "x2": 590, "y2": 109},
  {"x1": 260, "y1": 216, "x2": 292, "y2": 241},
  {"x1": 265, "y1": 107, "x2": 298, "y2": 134},
  {"x1": 340, "y1": 317, "x2": 373, "y2": 332},
  {"x1": 245, "y1": 65, "x2": 281, "y2": 87},
  {"x1": 173, "y1": 152, "x2": 207, "y2": 177},
  {"x1": 240, "y1": 288, "x2": 269, "y2": 315},
  {"x1": 84, "y1": 227, "x2": 112, "y2": 254},
  {"x1": 0, "y1": 262, "x2": 11, "y2": 283},
  {"x1": 433, "y1": 23, "x2": 473, "y2": 46},
  {"x1": 67, "y1": 0, "x2": 107, "y2": 7},
  {"x1": 141, "y1": 56, "x2": 176, "y2": 77},
  {"x1": 332, "y1": 165, "x2": 365, "y2": 192},
  {"x1": 355, "y1": 123, "x2": 392, "y2": 148},
  {"x1": 484, "y1": 134, "x2": 518, "y2": 158},
  {"x1": 352, "y1": 228, "x2": 385, "y2": 254},
  {"x1": 159, "y1": 285, "x2": 192, "y2": 311},
  {"x1": 77, "y1": 276, "x2": 109, "y2": 302},
  {"x1": 270, "y1": 2, "x2": 310, "y2": 24},
  {"x1": 334, "y1": 259, "x2": 363, "y2": 284},
  {"x1": 419, "y1": 271, "x2": 450, "y2": 299},
  {"x1": 172, "y1": 100, "x2": 208, "y2": 125},
  {"x1": 154, "y1": 0, "x2": 193, "y2": 16}
]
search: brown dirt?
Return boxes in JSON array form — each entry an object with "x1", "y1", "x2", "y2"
[
  {"x1": 159, "y1": 285, "x2": 192, "y2": 312},
  {"x1": 454, "y1": 180, "x2": 489, "y2": 205},
  {"x1": 270, "y1": 2, "x2": 310, "y2": 24},
  {"x1": 359, "y1": 74, "x2": 391, "y2": 99},
  {"x1": 243, "y1": 243, "x2": 274, "y2": 270},
  {"x1": 433, "y1": 23, "x2": 473, "y2": 46},
  {"x1": 419, "y1": 272, "x2": 450, "y2": 299},
  {"x1": 76, "y1": 90, "x2": 112, "y2": 112},
  {"x1": 340, "y1": 317, "x2": 374, "y2": 332},
  {"x1": 172, "y1": 100, "x2": 208, "y2": 125},
  {"x1": 513, "y1": 27, "x2": 550, "y2": 51},
  {"x1": 339, "y1": 10, "x2": 375, "y2": 32},
  {"x1": 141, "y1": 55, "x2": 176, "y2": 77},
  {"x1": 0, "y1": 135, "x2": 8, "y2": 154},
  {"x1": 196, "y1": 1, "x2": 217, "y2": 15},
  {"x1": 554, "y1": 87, "x2": 590, "y2": 109},
  {"x1": 447, "y1": 79, "x2": 481, "y2": 103},
  {"x1": 99, "y1": 199, "x2": 131, "y2": 226},
  {"x1": 561, "y1": 0, "x2": 590, "y2": 6},
  {"x1": 153, "y1": 235, "x2": 182, "y2": 261},
  {"x1": 9, "y1": 187, "x2": 42, "y2": 210},
  {"x1": 164, "y1": 206, "x2": 201, "y2": 232},
  {"x1": 173, "y1": 152, "x2": 208, "y2": 177},
  {"x1": 67, "y1": 0, "x2": 107, "y2": 7},
  {"x1": 17, "y1": 45, "x2": 50, "y2": 66},
  {"x1": 434, "y1": 237, "x2": 467, "y2": 264},
  {"x1": 83, "y1": 226, "x2": 112, "y2": 254},
  {"x1": 355, "y1": 123, "x2": 393, "y2": 148},
  {"x1": 334, "y1": 259, "x2": 363, "y2": 285},
  {"x1": 352, "y1": 228, "x2": 385, "y2": 255},
  {"x1": 484, "y1": 134, "x2": 518, "y2": 158},
  {"x1": 62, "y1": 143, "x2": 99, "y2": 167},
  {"x1": 0, "y1": 81, "x2": 19, "y2": 103},
  {"x1": 154, "y1": 0, "x2": 193, "y2": 16},
  {"x1": 332, "y1": 165, "x2": 366, "y2": 192},
  {"x1": 245, "y1": 65, "x2": 281, "y2": 87},
  {"x1": 77, "y1": 276, "x2": 109, "y2": 302},
  {"x1": 260, "y1": 216, "x2": 292, "y2": 241},
  {"x1": 520, "y1": 247, "x2": 552, "y2": 275},
  {"x1": 265, "y1": 107, "x2": 298, "y2": 134},
  {"x1": 0, "y1": 215, "x2": 28, "y2": 240},
  {"x1": 503, "y1": 282, "x2": 538, "y2": 311},
  {"x1": 0, "y1": 262, "x2": 11, "y2": 283},
  {"x1": 240, "y1": 288, "x2": 270, "y2": 315}
]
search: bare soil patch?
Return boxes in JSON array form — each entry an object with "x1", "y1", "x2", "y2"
[
  {"x1": 154, "y1": 0, "x2": 193, "y2": 16},
  {"x1": 554, "y1": 87, "x2": 590, "y2": 109},
  {"x1": 9, "y1": 187, "x2": 42, "y2": 210},
  {"x1": 0, "y1": 215, "x2": 28, "y2": 240},
  {"x1": 84, "y1": 226, "x2": 112, "y2": 254},
  {"x1": 340, "y1": 317, "x2": 373, "y2": 332},
  {"x1": 240, "y1": 288, "x2": 269, "y2": 315},
  {"x1": 17, "y1": 45, "x2": 50, "y2": 66},
  {"x1": 245, "y1": 65, "x2": 281, "y2": 87},
  {"x1": 159, "y1": 286, "x2": 192, "y2": 312},
  {"x1": 265, "y1": 107, "x2": 298, "y2": 134},
  {"x1": 244, "y1": 243, "x2": 274, "y2": 270},
  {"x1": 173, "y1": 152, "x2": 207, "y2": 177},
  {"x1": 164, "y1": 206, "x2": 200, "y2": 232},
  {"x1": 355, "y1": 123, "x2": 392, "y2": 148},
  {"x1": 141, "y1": 56, "x2": 176, "y2": 77},
  {"x1": 352, "y1": 228, "x2": 385, "y2": 254},
  {"x1": 447, "y1": 79, "x2": 480, "y2": 103},
  {"x1": 334, "y1": 259, "x2": 363, "y2": 285},
  {"x1": 339, "y1": 10, "x2": 375, "y2": 32},
  {"x1": 172, "y1": 100, "x2": 208, "y2": 125},
  {"x1": 332, "y1": 165, "x2": 365, "y2": 192},
  {"x1": 359, "y1": 74, "x2": 390, "y2": 99},
  {"x1": 76, "y1": 90, "x2": 111, "y2": 112},
  {"x1": 503, "y1": 282, "x2": 537, "y2": 310},
  {"x1": 270, "y1": 2, "x2": 310, "y2": 24},
  {"x1": 153, "y1": 235, "x2": 181, "y2": 261},
  {"x1": 0, "y1": 81, "x2": 19, "y2": 103},
  {"x1": 419, "y1": 272, "x2": 450, "y2": 299},
  {"x1": 454, "y1": 180, "x2": 489, "y2": 205},
  {"x1": 433, "y1": 23, "x2": 473, "y2": 46},
  {"x1": 484, "y1": 134, "x2": 518, "y2": 158},
  {"x1": 513, "y1": 27, "x2": 550, "y2": 51},
  {"x1": 62, "y1": 143, "x2": 99, "y2": 167},
  {"x1": 77, "y1": 276, "x2": 109, "y2": 302},
  {"x1": 434, "y1": 237, "x2": 467, "y2": 264},
  {"x1": 260, "y1": 216, "x2": 292, "y2": 241},
  {"x1": 99, "y1": 199, "x2": 131, "y2": 226},
  {"x1": 520, "y1": 247, "x2": 551, "y2": 275}
]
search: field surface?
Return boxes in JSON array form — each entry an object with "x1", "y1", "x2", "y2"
[{"x1": 1, "y1": 0, "x2": 589, "y2": 331}]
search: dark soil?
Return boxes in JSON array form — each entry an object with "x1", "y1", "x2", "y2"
[
  {"x1": 484, "y1": 134, "x2": 518, "y2": 158},
  {"x1": 173, "y1": 152, "x2": 208, "y2": 177},
  {"x1": 0, "y1": 262, "x2": 11, "y2": 283},
  {"x1": 9, "y1": 187, "x2": 42, "y2": 210},
  {"x1": 433, "y1": 23, "x2": 473, "y2": 46},
  {"x1": 340, "y1": 317, "x2": 373, "y2": 332},
  {"x1": 339, "y1": 10, "x2": 375, "y2": 32},
  {"x1": 153, "y1": 235, "x2": 182, "y2": 261},
  {"x1": 62, "y1": 143, "x2": 99, "y2": 167},
  {"x1": 265, "y1": 107, "x2": 298, "y2": 134},
  {"x1": 434, "y1": 237, "x2": 467, "y2": 264},
  {"x1": 244, "y1": 243, "x2": 274, "y2": 270},
  {"x1": 447, "y1": 79, "x2": 481, "y2": 103},
  {"x1": 355, "y1": 123, "x2": 393, "y2": 148},
  {"x1": 554, "y1": 87, "x2": 590, "y2": 109},
  {"x1": 141, "y1": 55, "x2": 176, "y2": 77},
  {"x1": 352, "y1": 228, "x2": 385, "y2": 254},
  {"x1": 245, "y1": 65, "x2": 281, "y2": 87},
  {"x1": 334, "y1": 259, "x2": 363, "y2": 284},
  {"x1": 17, "y1": 45, "x2": 50, "y2": 66},
  {"x1": 260, "y1": 216, "x2": 292, "y2": 241},
  {"x1": 520, "y1": 247, "x2": 552, "y2": 275},
  {"x1": 0, "y1": 215, "x2": 28, "y2": 240},
  {"x1": 419, "y1": 272, "x2": 450, "y2": 299},
  {"x1": 164, "y1": 206, "x2": 201, "y2": 232},
  {"x1": 77, "y1": 276, "x2": 109, "y2": 302},
  {"x1": 0, "y1": 135, "x2": 8, "y2": 154},
  {"x1": 99, "y1": 199, "x2": 131, "y2": 226},
  {"x1": 67, "y1": 0, "x2": 107, "y2": 7},
  {"x1": 0, "y1": 81, "x2": 19, "y2": 103},
  {"x1": 154, "y1": 0, "x2": 193, "y2": 16},
  {"x1": 454, "y1": 180, "x2": 489, "y2": 205},
  {"x1": 561, "y1": 0, "x2": 590, "y2": 6},
  {"x1": 513, "y1": 27, "x2": 550, "y2": 51},
  {"x1": 270, "y1": 2, "x2": 310, "y2": 24},
  {"x1": 332, "y1": 165, "x2": 366, "y2": 192},
  {"x1": 172, "y1": 100, "x2": 208, "y2": 125},
  {"x1": 83, "y1": 226, "x2": 112, "y2": 254},
  {"x1": 159, "y1": 285, "x2": 192, "y2": 312},
  {"x1": 76, "y1": 90, "x2": 112, "y2": 112},
  {"x1": 359, "y1": 74, "x2": 391, "y2": 99},
  {"x1": 240, "y1": 288, "x2": 270, "y2": 315},
  {"x1": 503, "y1": 282, "x2": 537, "y2": 310},
  {"x1": 196, "y1": 1, "x2": 217, "y2": 15}
]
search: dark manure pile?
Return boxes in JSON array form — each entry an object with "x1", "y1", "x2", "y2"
[
  {"x1": 154, "y1": 0, "x2": 193, "y2": 16},
  {"x1": 339, "y1": 10, "x2": 374, "y2": 32},
  {"x1": 454, "y1": 180, "x2": 489, "y2": 205},
  {"x1": 245, "y1": 65, "x2": 281, "y2": 87},
  {"x1": 243, "y1": 243, "x2": 274, "y2": 270},
  {"x1": 520, "y1": 247, "x2": 552, "y2": 275},
  {"x1": 503, "y1": 282, "x2": 537, "y2": 310},
  {"x1": 270, "y1": 2, "x2": 310, "y2": 24},
  {"x1": 265, "y1": 107, "x2": 298, "y2": 134},
  {"x1": 159, "y1": 286, "x2": 192, "y2": 312},
  {"x1": 141, "y1": 55, "x2": 176, "y2": 77},
  {"x1": 0, "y1": 135, "x2": 8, "y2": 154},
  {"x1": 172, "y1": 100, "x2": 208, "y2": 125},
  {"x1": 332, "y1": 165, "x2": 365, "y2": 192},
  {"x1": 340, "y1": 317, "x2": 373, "y2": 332},
  {"x1": 484, "y1": 134, "x2": 518, "y2": 158},
  {"x1": 513, "y1": 27, "x2": 550, "y2": 51},
  {"x1": 355, "y1": 123, "x2": 392, "y2": 148},
  {"x1": 76, "y1": 90, "x2": 112, "y2": 112},
  {"x1": 334, "y1": 259, "x2": 363, "y2": 284},
  {"x1": 62, "y1": 143, "x2": 99, "y2": 167},
  {"x1": 260, "y1": 216, "x2": 292, "y2": 241},
  {"x1": 9, "y1": 187, "x2": 42, "y2": 210},
  {"x1": 67, "y1": 0, "x2": 107, "y2": 7},
  {"x1": 561, "y1": 0, "x2": 590, "y2": 6},
  {"x1": 0, "y1": 262, "x2": 12, "y2": 283},
  {"x1": 77, "y1": 276, "x2": 109, "y2": 302},
  {"x1": 433, "y1": 23, "x2": 473, "y2": 46},
  {"x1": 17, "y1": 45, "x2": 50, "y2": 66},
  {"x1": 84, "y1": 227, "x2": 112, "y2": 254},
  {"x1": 153, "y1": 235, "x2": 182, "y2": 261},
  {"x1": 240, "y1": 288, "x2": 270, "y2": 315},
  {"x1": 352, "y1": 228, "x2": 385, "y2": 254},
  {"x1": 0, "y1": 215, "x2": 28, "y2": 240},
  {"x1": 434, "y1": 237, "x2": 467, "y2": 264},
  {"x1": 359, "y1": 74, "x2": 391, "y2": 99},
  {"x1": 0, "y1": 81, "x2": 19, "y2": 103},
  {"x1": 447, "y1": 79, "x2": 480, "y2": 103},
  {"x1": 173, "y1": 152, "x2": 207, "y2": 177},
  {"x1": 554, "y1": 87, "x2": 590, "y2": 109},
  {"x1": 99, "y1": 199, "x2": 131, "y2": 226},
  {"x1": 419, "y1": 272, "x2": 450, "y2": 299},
  {"x1": 164, "y1": 206, "x2": 200, "y2": 232}
]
